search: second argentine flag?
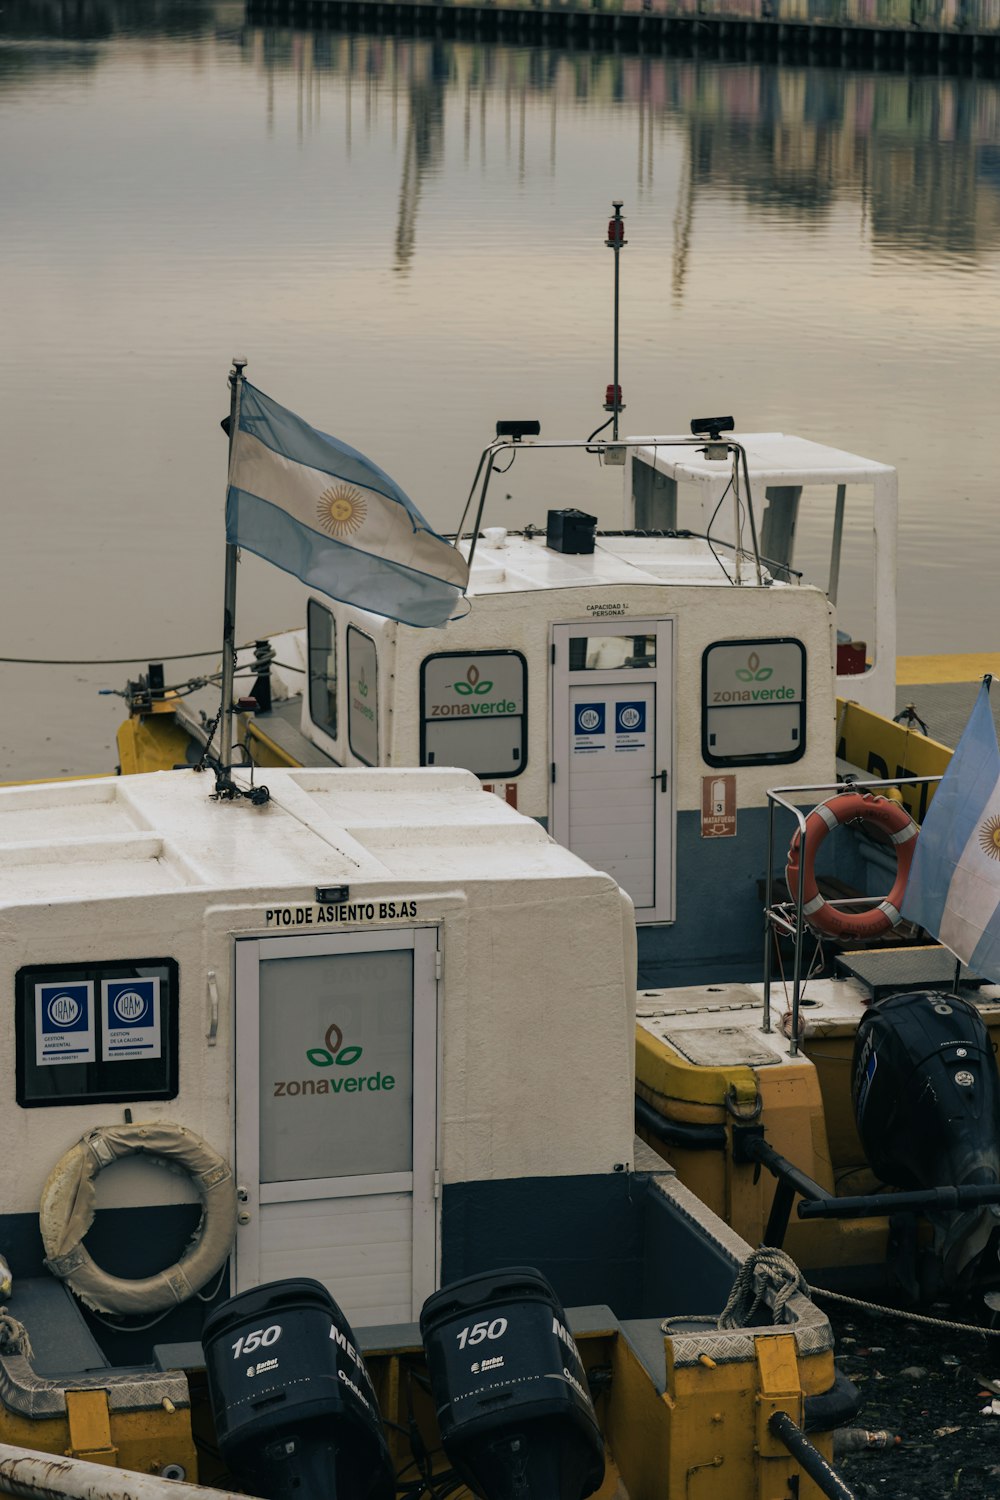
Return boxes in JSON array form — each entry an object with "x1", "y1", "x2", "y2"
[
  {"x1": 902, "y1": 680, "x2": 1000, "y2": 981},
  {"x1": 226, "y1": 382, "x2": 468, "y2": 629}
]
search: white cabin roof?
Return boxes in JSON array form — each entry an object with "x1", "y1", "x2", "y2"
[
  {"x1": 0, "y1": 767, "x2": 603, "y2": 904},
  {"x1": 456, "y1": 430, "x2": 895, "y2": 600},
  {"x1": 463, "y1": 533, "x2": 763, "y2": 595},
  {"x1": 632, "y1": 431, "x2": 895, "y2": 486}
]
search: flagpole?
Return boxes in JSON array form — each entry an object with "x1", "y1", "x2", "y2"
[{"x1": 218, "y1": 356, "x2": 247, "y2": 791}]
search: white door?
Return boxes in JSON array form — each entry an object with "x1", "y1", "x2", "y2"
[
  {"x1": 234, "y1": 928, "x2": 438, "y2": 1326},
  {"x1": 551, "y1": 620, "x2": 673, "y2": 922}
]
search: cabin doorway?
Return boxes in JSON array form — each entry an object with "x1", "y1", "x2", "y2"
[
  {"x1": 550, "y1": 619, "x2": 673, "y2": 923},
  {"x1": 234, "y1": 927, "x2": 438, "y2": 1325}
]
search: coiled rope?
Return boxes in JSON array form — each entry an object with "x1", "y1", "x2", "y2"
[
  {"x1": 660, "y1": 1248, "x2": 1000, "y2": 1340},
  {"x1": 720, "y1": 1247, "x2": 810, "y2": 1327},
  {"x1": 661, "y1": 1247, "x2": 809, "y2": 1333},
  {"x1": 0, "y1": 1310, "x2": 33, "y2": 1361}
]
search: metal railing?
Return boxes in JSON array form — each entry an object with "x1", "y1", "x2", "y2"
[{"x1": 763, "y1": 775, "x2": 942, "y2": 1056}]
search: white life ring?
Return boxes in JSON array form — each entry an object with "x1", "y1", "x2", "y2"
[{"x1": 40, "y1": 1123, "x2": 237, "y2": 1317}]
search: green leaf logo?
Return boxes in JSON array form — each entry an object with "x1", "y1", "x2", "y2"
[
  {"x1": 453, "y1": 665, "x2": 493, "y2": 696},
  {"x1": 736, "y1": 651, "x2": 772, "y2": 682}
]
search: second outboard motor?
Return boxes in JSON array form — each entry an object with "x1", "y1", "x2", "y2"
[
  {"x1": 852, "y1": 990, "x2": 1000, "y2": 1290},
  {"x1": 420, "y1": 1266, "x2": 605, "y2": 1500},
  {"x1": 203, "y1": 1277, "x2": 394, "y2": 1500}
]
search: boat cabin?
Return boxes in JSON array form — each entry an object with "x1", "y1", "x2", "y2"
[{"x1": 180, "y1": 429, "x2": 895, "y2": 988}]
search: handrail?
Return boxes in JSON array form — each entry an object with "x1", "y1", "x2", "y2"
[
  {"x1": 763, "y1": 775, "x2": 942, "y2": 1057},
  {"x1": 457, "y1": 434, "x2": 763, "y2": 581}
]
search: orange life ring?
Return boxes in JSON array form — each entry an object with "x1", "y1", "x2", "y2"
[{"x1": 785, "y1": 792, "x2": 919, "y2": 940}]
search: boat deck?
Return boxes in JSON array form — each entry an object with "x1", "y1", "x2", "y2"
[
  {"x1": 638, "y1": 947, "x2": 1000, "y2": 1065},
  {"x1": 896, "y1": 653, "x2": 1000, "y2": 747}
]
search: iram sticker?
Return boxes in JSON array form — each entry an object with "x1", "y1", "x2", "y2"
[
  {"x1": 574, "y1": 703, "x2": 605, "y2": 736},
  {"x1": 102, "y1": 977, "x2": 161, "y2": 1062},
  {"x1": 35, "y1": 981, "x2": 95, "y2": 1067},
  {"x1": 615, "y1": 701, "x2": 646, "y2": 734}
]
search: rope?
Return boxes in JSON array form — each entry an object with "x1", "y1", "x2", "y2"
[
  {"x1": 810, "y1": 1284, "x2": 1000, "y2": 1338},
  {"x1": 719, "y1": 1247, "x2": 809, "y2": 1328},
  {"x1": 0, "y1": 1309, "x2": 33, "y2": 1361},
  {"x1": 661, "y1": 1251, "x2": 1000, "y2": 1341},
  {"x1": 0, "y1": 650, "x2": 223, "y2": 666},
  {"x1": 661, "y1": 1248, "x2": 809, "y2": 1333}
]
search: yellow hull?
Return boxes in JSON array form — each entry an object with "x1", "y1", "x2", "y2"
[{"x1": 0, "y1": 1307, "x2": 839, "y2": 1500}]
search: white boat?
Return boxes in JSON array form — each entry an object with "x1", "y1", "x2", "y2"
[
  {"x1": 120, "y1": 422, "x2": 909, "y2": 992},
  {"x1": 0, "y1": 762, "x2": 854, "y2": 1498}
]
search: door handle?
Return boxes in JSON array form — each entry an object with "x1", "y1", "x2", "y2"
[{"x1": 651, "y1": 770, "x2": 668, "y2": 793}]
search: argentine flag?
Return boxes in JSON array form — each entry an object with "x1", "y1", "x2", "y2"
[
  {"x1": 226, "y1": 383, "x2": 468, "y2": 629},
  {"x1": 902, "y1": 680, "x2": 1000, "y2": 981}
]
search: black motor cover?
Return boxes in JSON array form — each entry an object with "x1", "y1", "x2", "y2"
[
  {"x1": 202, "y1": 1277, "x2": 393, "y2": 1500},
  {"x1": 852, "y1": 990, "x2": 1000, "y2": 1281},
  {"x1": 420, "y1": 1266, "x2": 605, "y2": 1500},
  {"x1": 852, "y1": 990, "x2": 1000, "y2": 1189}
]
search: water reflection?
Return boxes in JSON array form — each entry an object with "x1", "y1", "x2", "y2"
[
  {"x1": 235, "y1": 29, "x2": 1000, "y2": 268},
  {"x1": 3, "y1": 3, "x2": 1000, "y2": 777}
]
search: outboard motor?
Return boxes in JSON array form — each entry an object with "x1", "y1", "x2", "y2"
[
  {"x1": 203, "y1": 1277, "x2": 394, "y2": 1500},
  {"x1": 852, "y1": 990, "x2": 1000, "y2": 1293},
  {"x1": 420, "y1": 1266, "x2": 605, "y2": 1500}
]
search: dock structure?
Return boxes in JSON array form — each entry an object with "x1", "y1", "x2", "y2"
[{"x1": 246, "y1": 0, "x2": 1000, "y2": 71}]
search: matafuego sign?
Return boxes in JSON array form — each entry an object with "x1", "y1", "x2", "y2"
[{"x1": 265, "y1": 899, "x2": 418, "y2": 928}]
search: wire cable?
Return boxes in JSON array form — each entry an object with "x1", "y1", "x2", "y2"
[{"x1": 0, "y1": 649, "x2": 224, "y2": 666}]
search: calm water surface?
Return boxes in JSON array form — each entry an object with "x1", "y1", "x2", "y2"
[{"x1": 3, "y1": 1, "x2": 1000, "y2": 776}]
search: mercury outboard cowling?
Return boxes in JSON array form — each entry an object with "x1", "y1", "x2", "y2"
[
  {"x1": 852, "y1": 989, "x2": 1000, "y2": 1288},
  {"x1": 203, "y1": 1277, "x2": 394, "y2": 1500},
  {"x1": 420, "y1": 1266, "x2": 605, "y2": 1500}
]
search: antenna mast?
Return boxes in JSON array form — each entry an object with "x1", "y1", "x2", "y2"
[{"x1": 604, "y1": 201, "x2": 627, "y2": 441}]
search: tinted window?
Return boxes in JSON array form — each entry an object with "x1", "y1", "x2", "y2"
[
  {"x1": 702, "y1": 638, "x2": 806, "y2": 767},
  {"x1": 308, "y1": 600, "x2": 338, "y2": 739},
  {"x1": 421, "y1": 651, "x2": 527, "y2": 778},
  {"x1": 347, "y1": 627, "x2": 378, "y2": 765},
  {"x1": 16, "y1": 958, "x2": 179, "y2": 1108}
]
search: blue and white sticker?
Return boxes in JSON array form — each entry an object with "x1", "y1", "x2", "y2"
[
  {"x1": 615, "y1": 701, "x2": 646, "y2": 734},
  {"x1": 574, "y1": 703, "x2": 606, "y2": 736},
  {"x1": 35, "y1": 981, "x2": 95, "y2": 1067},
  {"x1": 102, "y1": 977, "x2": 161, "y2": 1061}
]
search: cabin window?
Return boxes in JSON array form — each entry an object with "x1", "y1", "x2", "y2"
[
  {"x1": 702, "y1": 638, "x2": 806, "y2": 767},
  {"x1": 307, "y1": 600, "x2": 338, "y2": 739},
  {"x1": 420, "y1": 650, "x2": 527, "y2": 778},
  {"x1": 568, "y1": 634, "x2": 656, "y2": 671},
  {"x1": 15, "y1": 958, "x2": 179, "y2": 1109},
  {"x1": 347, "y1": 626, "x2": 379, "y2": 766}
]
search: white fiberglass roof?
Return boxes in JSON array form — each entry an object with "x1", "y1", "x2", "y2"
[
  {"x1": 463, "y1": 533, "x2": 761, "y2": 594},
  {"x1": 0, "y1": 768, "x2": 601, "y2": 904},
  {"x1": 632, "y1": 431, "x2": 895, "y2": 485}
]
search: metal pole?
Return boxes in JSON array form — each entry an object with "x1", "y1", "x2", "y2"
[
  {"x1": 605, "y1": 201, "x2": 626, "y2": 442},
  {"x1": 612, "y1": 202, "x2": 621, "y2": 442},
  {"x1": 464, "y1": 448, "x2": 501, "y2": 572},
  {"x1": 828, "y1": 483, "x2": 846, "y2": 605},
  {"x1": 0, "y1": 1442, "x2": 263, "y2": 1500},
  {"x1": 730, "y1": 453, "x2": 743, "y2": 585},
  {"x1": 762, "y1": 794, "x2": 776, "y2": 1033},
  {"x1": 219, "y1": 356, "x2": 247, "y2": 785},
  {"x1": 790, "y1": 803, "x2": 808, "y2": 1059}
]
